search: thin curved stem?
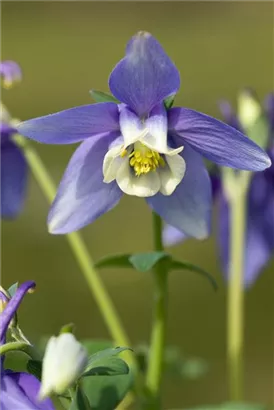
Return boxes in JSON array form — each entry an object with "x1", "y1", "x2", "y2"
[{"x1": 13, "y1": 135, "x2": 135, "y2": 370}]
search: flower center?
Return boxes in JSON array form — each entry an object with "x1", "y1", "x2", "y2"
[{"x1": 121, "y1": 141, "x2": 165, "y2": 177}]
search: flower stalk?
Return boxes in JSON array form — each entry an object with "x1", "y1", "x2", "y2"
[
  {"x1": 145, "y1": 212, "x2": 168, "y2": 409},
  {"x1": 223, "y1": 169, "x2": 250, "y2": 401},
  {"x1": 13, "y1": 134, "x2": 135, "y2": 370}
]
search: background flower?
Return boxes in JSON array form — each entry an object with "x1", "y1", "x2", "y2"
[{"x1": 1, "y1": 61, "x2": 28, "y2": 219}]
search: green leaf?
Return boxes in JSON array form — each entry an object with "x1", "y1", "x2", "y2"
[
  {"x1": 27, "y1": 359, "x2": 42, "y2": 380},
  {"x1": 81, "y1": 339, "x2": 114, "y2": 355},
  {"x1": 87, "y1": 346, "x2": 132, "y2": 366},
  {"x1": 7, "y1": 282, "x2": 19, "y2": 298},
  {"x1": 95, "y1": 252, "x2": 170, "y2": 272},
  {"x1": 89, "y1": 90, "x2": 119, "y2": 104},
  {"x1": 94, "y1": 254, "x2": 132, "y2": 269},
  {"x1": 164, "y1": 94, "x2": 176, "y2": 109},
  {"x1": 81, "y1": 370, "x2": 133, "y2": 410},
  {"x1": 170, "y1": 260, "x2": 217, "y2": 290},
  {"x1": 70, "y1": 386, "x2": 92, "y2": 410},
  {"x1": 82, "y1": 357, "x2": 129, "y2": 377},
  {"x1": 129, "y1": 252, "x2": 170, "y2": 272}
]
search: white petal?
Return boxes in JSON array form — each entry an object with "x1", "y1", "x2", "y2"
[
  {"x1": 39, "y1": 333, "x2": 88, "y2": 399},
  {"x1": 119, "y1": 105, "x2": 146, "y2": 147},
  {"x1": 143, "y1": 103, "x2": 168, "y2": 152},
  {"x1": 39, "y1": 337, "x2": 58, "y2": 399},
  {"x1": 159, "y1": 153, "x2": 186, "y2": 195},
  {"x1": 103, "y1": 143, "x2": 125, "y2": 182},
  {"x1": 116, "y1": 160, "x2": 160, "y2": 197}
]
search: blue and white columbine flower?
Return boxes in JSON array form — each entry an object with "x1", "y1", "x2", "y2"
[{"x1": 18, "y1": 32, "x2": 271, "y2": 237}]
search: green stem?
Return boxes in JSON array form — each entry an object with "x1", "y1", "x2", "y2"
[
  {"x1": 225, "y1": 171, "x2": 250, "y2": 401},
  {"x1": 13, "y1": 135, "x2": 135, "y2": 369},
  {"x1": 0, "y1": 341, "x2": 40, "y2": 359},
  {"x1": 145, "y1": 213, "x2": 168, "y2": 409}
]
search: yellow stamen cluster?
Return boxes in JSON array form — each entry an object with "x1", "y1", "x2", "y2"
[
  {"x1": 122, "y1": 143, "x2": 165, "y2": 177},
  {"x1": 0, "y1": 299, "x2": 7, "y2": 313}
]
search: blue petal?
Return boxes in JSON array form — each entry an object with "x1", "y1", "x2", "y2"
[
  {"x1": 48, "y1": 132, "x2": 123, "y2": 234},
  {"x1": 17, "y1": 103, "x2": 120, "y2": 144},
  {"x1": 0, "y1": 281, "x2": 35, "y2": 344},
  {"x1": 162, "y1": 224, "x2": 187, "y2": 247},
  {"x1": 0, "y1": 372, "x2": 54, "y2": 410},
  {"x1": 1, "y1": 141, "x2": 28, "y2": 218},
  {"x1": 218, "y1": 100, "x2": 243, "y2": 132},
  {"x1": 163, "y1": 172, "x2": 221, "y2": 247},
  {"x1": 2, "y1": 372, "x2": 54, "y2": 410},
  {"x1": 146, "y1": 143, "x2": 212, "y2": 239},
  {"x1": 168, "y1": 107, "x2": 271, "y2": 170},
  {"x1": 109, "y1": 32, "x2": 180, "y2": 117}
]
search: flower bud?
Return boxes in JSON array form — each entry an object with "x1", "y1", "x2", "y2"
[
  {"x1": 39, "y1": 333, "x2": 88, "y2": 400},
  {"x1": 238, "y1": 88, "x2": 261, "y2": 131}
]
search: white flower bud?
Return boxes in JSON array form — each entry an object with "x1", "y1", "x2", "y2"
[{"x1": 39, "y1": 333, "x2": 88, "y2": 400}]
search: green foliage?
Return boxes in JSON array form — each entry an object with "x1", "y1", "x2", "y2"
[
  {"x1": 82, "y1": 357, "x2": 129, "y2": 377},
  {"x1": 27, "y1": 359, "x2": 42, "y2": 380},
  {"x1": 94, "y1": 254, "x2": 132, "y2": 269},
  {"x1": 80, "y1": 370, "x2": 133, "y2": 410},
  {"x1": 89, "y1": 90, "x2": 119, "y2": 103},
  {"x1": 128, "y1": 252, "x2": 170, "y2": 272},
  {"x1": 7, "y1": 282, "x2": 19, "y2": 298},
  {"x1": 70, "y1": 387, "x2": 92, "y2": 410},
  {"x1": 59, "y1": 323, "x2": 76, "y2": 334},
  {"x1": 170, "y1": 260, "x2": 217, "y2": 290},
  {"x1": 73, "y1": 341, "x2": 134, "y2": 409},
  {"x1": 82, "y1": 346, "x2": 131, "y2": 377},
  {"x1": 95, "y1": 253, "x2": 216, "y2": 289},
  {"x1": 164, "y1": 94, "x2": 176, "y2": 109}
]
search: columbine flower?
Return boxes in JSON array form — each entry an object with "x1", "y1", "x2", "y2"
[
  {"x1": 39, "y1": 333, "x2": 88, "y2": 399},
  {"x1": 0, "y1": 60, "x2": 22, "y2": 89},
  {"x1": 163, "y1": 92, "x2": 274, "y2": 287},
  {"x1": 0, "y1": 282, "x2": 54, "y2": 410},
  {"x1": 17, "y1": 32, "x2": 271, "y2": 237}
]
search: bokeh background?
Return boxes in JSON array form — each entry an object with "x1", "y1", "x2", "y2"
[{"x1": 2, "y1": 1, "x2": 274, "y2": 408}]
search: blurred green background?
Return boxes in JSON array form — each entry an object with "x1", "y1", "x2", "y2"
[{"x1": 2, "y1": 1, "x2": 273, "y2": 408}]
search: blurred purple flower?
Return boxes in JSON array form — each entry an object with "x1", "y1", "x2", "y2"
[
  {"x1": 17, "y1": 32, "x2": 271, "y2": 237},
  {"x1": 164, "y1": 92, "x2": 274, "y2": 287},
  {"x1": 0, "y1": 282, "x2": 54, "y2": 410},
  {"x1": 218, "y1": 93, "x2": 274, "y2": 286},
  {"x1": 1, "y1": 61, "x2": 28, "y2": 219},
  {"x1": 0, "y1": 60, "x2": 22, "y2": 89}
]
